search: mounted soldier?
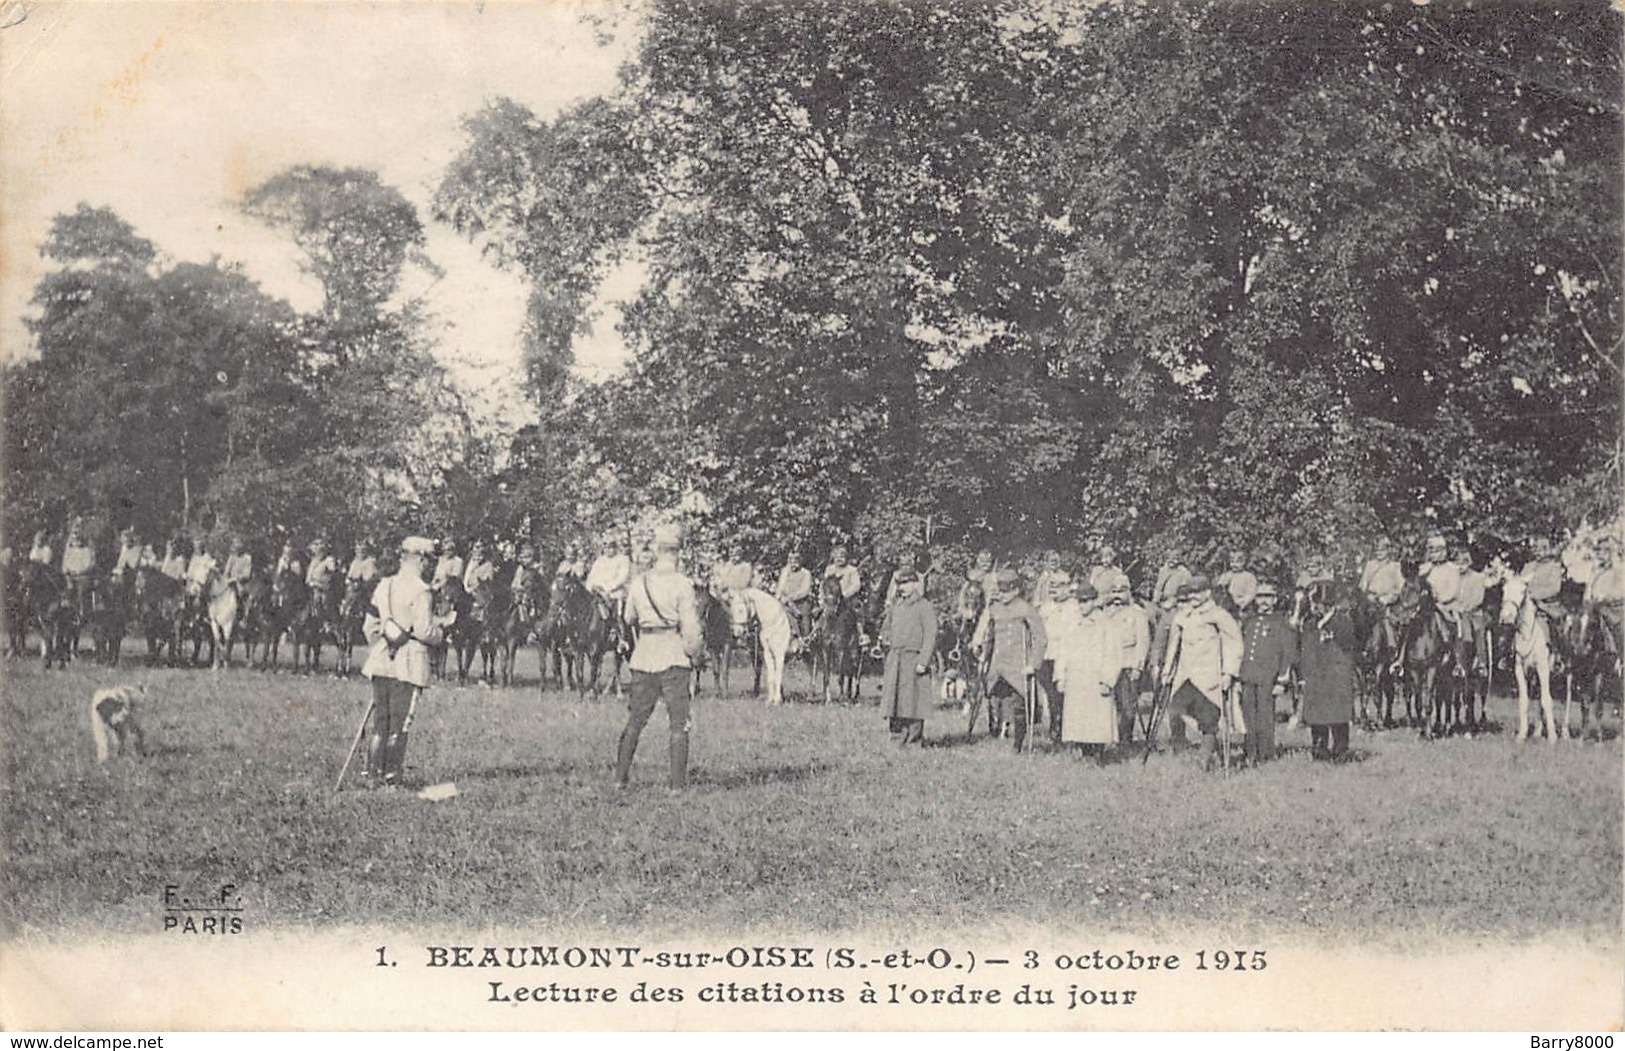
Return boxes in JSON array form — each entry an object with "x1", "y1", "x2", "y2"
[
  {"x1": 585, "y1": 535, "x2": 632, "y2": 618},
  {"x1": 345, "y1": 539, "x2": 378, "y2": 591},
  {"x1": 1215, "y1": 548, "x2": 1258, "y2": 618},
  {"x1": 306, "y1": 537, "x2": 340, "y2": 618},
  {"x1": 61, "y1": 518, "x2": 98, "y2": 620},
  {"x1": 1359, "y1": 536, "x2": 1406, "y2": 656},
  {"x1": 822, "y1": 544, "x2": 862, "y2": 605},
  {"x1": 774, "y1": 549, "x2": 814, "y2": 640},
  {"x1": 1418, "y1": 533, "x2": 1464, "y2": 677},
  {"x1": 431, "y1": 537, "x2": 464, "y2": 594}
]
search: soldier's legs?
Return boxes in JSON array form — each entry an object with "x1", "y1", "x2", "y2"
[
  {"x1": 1330, "y1": 722, "x2": 1350, "y2": 758},
  {"x1": 990, "y1": 679, "x2": 1026, "y2": 751},
  {"x1": 660, "y1": 667, "x2": 694, "y2": 788},
  {"x1": 1310, "y1": 724, "x2": 1330, "y2": 760},
  {"x1": 1113, "y1": 670, "x2": 1138, "y2": 747},
  {"x1": 616, "y1": 670, "x2": 661, "y2": 787},
  {"x1": 1239, "y1": 683, "x2": 1274, "y2": 763},
  {"x1": 365, "y1": 677, "x2": 412, "y2": 784},
  {"x1": 1036, "y1": 660, "x2": 1057, "y2": 739}
]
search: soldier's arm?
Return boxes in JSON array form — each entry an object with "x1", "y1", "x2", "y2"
[
  {"x1": 919, "y1": 604, "x2": 939, "y2": 670},
  {"x1": 678, "y1": 584, "x2": 704, "y2": 662},
  {"x1": 1218, "y1": 610, "x2": 1243, "y2": 679},
  {"x1": 1026, "y1": 605, "x2": 1048, "y2": 667}
]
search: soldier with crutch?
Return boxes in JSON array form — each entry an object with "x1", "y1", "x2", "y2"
[
  {"x1": 972, "y1": 568, "x2": 1047, "y2": 752},
  {"x1": 1158, "y1": 575, "x2": 1243, "y2": 772}
]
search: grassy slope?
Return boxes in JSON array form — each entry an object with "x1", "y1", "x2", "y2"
[{"x1": 2, "y1": 656, "x2": 1619, "y2": 946}]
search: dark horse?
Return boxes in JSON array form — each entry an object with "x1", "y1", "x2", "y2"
[
  {"x1": 134, "y1": 566, "x2": 184, "y2": 666},
  {"x1": 1568, "y1": 596, "x2": 1622, "y2": 741},
  {"x1": 258, "y1": 567, "x2": 308, "y2": 671},
  {"x1": 1392, "y1": 579, "x2": 1456, "y2": 739},
  {"x1": 433, "y1": 577, "x2": 478, "y2": 683},
  {"x1": 84, "y1": 573, "x2": 128, "y2": 666},
  {"x1": 293, "y1": 584, "x2": 339, "y2": 674},
  {"x1": 693, "y1": 583, "x2": 732, "y2": 696},
  {"x1": 335, "y1": 576, "x2": 371, "y2": 676},
  {"x1": 538, "y1": 574, "x2": 576, "y2": 690},
  {"x1": 471, "y1": 577, "x2": 509, "y2": 685},
  {"x1": 11, "y1": 562, "x2": 76, "y2": 668},
  {"x1": 497, "y1": 570, "x2": 544, "y2": 687},
  {"x1": 813, "y1": 585, "x2": 862, "y2": 703}
]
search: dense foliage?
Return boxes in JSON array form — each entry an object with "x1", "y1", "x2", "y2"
[{"x1": 437, "y1": 0, "x2": 1620, "y2": 573}]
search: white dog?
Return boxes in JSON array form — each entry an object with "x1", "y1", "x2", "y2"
[{"x1": 90, "y1": 684, "x2": 147, "y2": 763}]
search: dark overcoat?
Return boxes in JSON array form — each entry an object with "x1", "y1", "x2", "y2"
[
  {"x1": 880, "y1": 594, "x2": 939, "y2": 721},
  {"x1": 1298, "y1": 606, "x2": 1357, "y2": 726}
]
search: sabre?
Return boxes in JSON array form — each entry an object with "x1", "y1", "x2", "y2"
[{"x1": 334, "y1": 696, "x2": 376, "y2": 793}]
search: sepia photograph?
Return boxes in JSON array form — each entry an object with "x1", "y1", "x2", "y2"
[{"x1": 0, "y1": 0, "x2": 1620, "y2": 1034}]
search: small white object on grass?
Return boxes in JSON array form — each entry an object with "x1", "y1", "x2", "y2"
[{"x1": 417, "y1": 782, "x2": 459, "y2": 802}]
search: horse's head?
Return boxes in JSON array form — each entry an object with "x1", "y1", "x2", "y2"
[{"x1": 1499, "y1": 574, "x2": 1528, "y2": 626}]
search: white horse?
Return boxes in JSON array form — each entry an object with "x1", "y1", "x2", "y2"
[
  {"x1": 1498, "y1": 573, "x2": 1560, "y2": 744},
  {"x1": 733, "y1": 587, "x2": 792, "y2": 706}
]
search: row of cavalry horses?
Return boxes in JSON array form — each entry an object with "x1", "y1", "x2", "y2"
[
  {"x1": 4, "y1": 557, "x2": 1619, "y2": 740},
  {"x1": 0, "y1": 559, "x2": 879, "y2": 703}
]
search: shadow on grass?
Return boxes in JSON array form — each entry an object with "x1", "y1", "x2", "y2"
[{"x1": 693, "y1": 761, "x2": 837, "y2": 790}]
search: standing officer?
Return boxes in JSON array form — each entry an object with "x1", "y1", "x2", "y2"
[
  {"x1": 879, "y1": 568, "x2": 938, "y2": 745},
  {"x1": 1098, "y1": 570, "x2": 1152, "y2": 750},
  {"x1": 1236, "y1": 581, "x2": 1293, "y2": 767},
  {"x1": 359, "y1": 536, "x2": 452, "y2": 788},
  {"x1": 617, "y1": 524, "x2": 704, "y2": 791},
  {"x1": 973, "y1": 568, "x2": 1047, "y2": 751}
]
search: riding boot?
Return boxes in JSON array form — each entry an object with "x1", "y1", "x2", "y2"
[
  {"x1": 615, "y1": 724, "x2": 642, "y2": 788},
  {"x1": 382, "y1": 732, "x2": 406, "y2": 786},
  {"x1": 363, "y1": 732, "x2": 387, "y2": 785},
  {"x1": 668, "y1": 730, "x2": 689, "y2": 790}
]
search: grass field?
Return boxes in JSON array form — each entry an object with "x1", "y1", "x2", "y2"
[{"x1": 2, "y1": 649, "x2": 1620, "y2": 947}]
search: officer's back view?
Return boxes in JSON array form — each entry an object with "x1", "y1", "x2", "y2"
[{"x1": 616, "y1": 524, "x2": 704, "y2": 790}]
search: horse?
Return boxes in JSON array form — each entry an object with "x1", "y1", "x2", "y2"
[
  {"x1": 538, "y1": 574, "x2": 578, "y2": 690},
  {"x1": 204, "y1": 573, "x2": 240, "y2": 671},
  {"x1": 233, "y1": 573, "x2": 273, "y2": 668},
  {"x1": 1498, "y1": 573, "x2": 1564, "y2": 743},
  {"x1": 130, "y1": 566, "x2": 182, "y2": 666},
  {"x1": 570, "y1": 589, "x2": 623, "y2": 698},
  {"x1": 21, "y1": 563, "x2": 76, "y2": 670},
  {"x1": 814, "y1": 585, "x2": 862, "y2": 703},
  {"x1": 2, "y1": 560, "x2": 29, "y2": 657},
  {"x1": 724, "y1": 587, "x2": 763, "y2": 697},
  {"x1": 83, "y1": 573, "x2": 128, "y2": 666},
  {"x1": 434, "y1": 577, "x2": 478, "y2": 683},
  {"x1": 1392, "y1": 579, "x2": 1456, "y2": 739},
  {"x1": 693, "y1": 583, "x2": 733, "y2": 696},
  {"x1": 1568, "y1": 599, "x2": 1623, "y2": 741},
  {"x1": 471, "y1": 577, "x2": 508, "y2": 685},
  {"x1": 1353, "y1": 595, "x2": 1404, "y2": 728},
  {"x1": 292, "y1": 584, "x2": 340, "y2": 674},
  {"x1": 937, "y1": 580, "x2": 986, "y2": 707},
  {"x1": 258, "y1": 567, "x2": 308, "y2": 671},
  {"x1": 733, "y1": 587, "x2": 792, "y2": 705},
  {"x1": 497, "y1": 572, "x2": 543, "y2": 688},
  {"x1": 334, "y1": 576, "x2": 371, "y2": 676}
]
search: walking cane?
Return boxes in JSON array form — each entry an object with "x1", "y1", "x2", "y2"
[
  {"x1": 1220, "y1": 681, "x2": 1234, "y2": 777},
  {"x1": 334, "y1": 696, "x2": 376, "y2": 793}
]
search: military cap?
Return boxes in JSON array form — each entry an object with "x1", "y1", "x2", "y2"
[
  {"x1": 995, "y1": 567, "x2": 1021, "y2": 590},
  {"x1": 401, "y1": 536, "x2": 436, "y2": 556},
  {"x1": 1255, "y1": 580, "x2": 1279, "y2": 597},
  {"x1": 894, "y1": 568, "x2": 919, "y2": 584}
]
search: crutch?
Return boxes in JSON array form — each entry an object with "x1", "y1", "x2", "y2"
[
  {"x1": 334, "y1": 696, "x2": 376, "y2": 793},
  {"x1": 1220, "y1": 682, "x2": 1234, "y2": 777}
]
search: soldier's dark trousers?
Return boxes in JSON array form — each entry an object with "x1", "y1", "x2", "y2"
[
  {"x1": 366, "y1": 677, "x2": 419, "y2": 784},
  {"x1": 618, "y1": 667, "x2": 693, "y2": 789},
  {"x1": 1237, "y1": 682, "x2": 1276, "y2": 764},
  {"x1": 1036, "y1": 660, "x2": 1059, "y2": 741},
  {"x1": 1113, "y1": 669, "x2": 1140, "y2": 747},
  {"x1": 1166, "y1": 681, "x2": 1221, "y2": 743},
  {"x1": 990, "y1": 678, "x2": 1030, "y2": 751},
  {"x1": 1310, "y1": 723, "x2": 1349, "y2": 760}
]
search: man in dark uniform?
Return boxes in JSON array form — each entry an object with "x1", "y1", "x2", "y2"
[
  {"x1": 617, "y1": 524, "x2": 704, "y2": 791},
  {"x1": 879, "y1": 568, "x2": 938, "y2": 745},
  {"x1": 973, "y1": 568, "x2": 1047, "y2": 751},
  {"x1": 1236, "y1": 580, "x2": 1294, "y2": 767}
]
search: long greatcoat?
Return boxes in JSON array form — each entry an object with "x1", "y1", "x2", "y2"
[
  {"x1": 1298, "y1": 606, "x2": 1357, "y2": 726},
  {"x1": 1054, "y1": 605, "x2": 1116, "y2": 745},
  {"x1": 880, "y1": 594, "x2": 938, "y2": 721}
]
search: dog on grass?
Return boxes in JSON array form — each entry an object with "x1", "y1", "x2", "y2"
[{"x1": 91, "y1": 684, "x2": 147, "y2": 763}]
